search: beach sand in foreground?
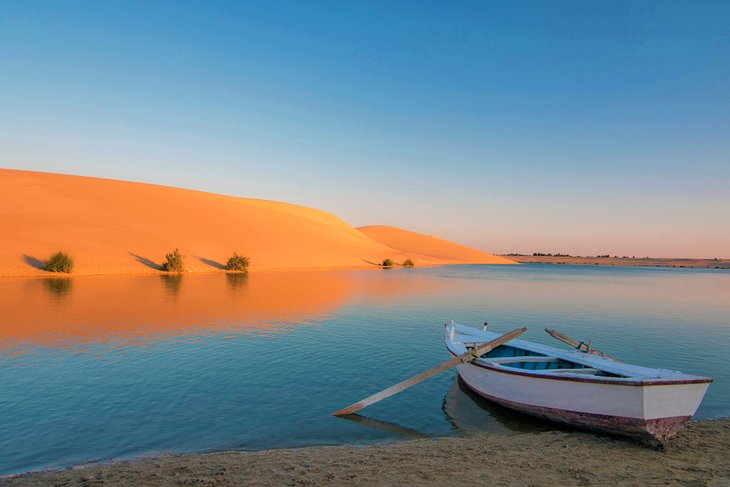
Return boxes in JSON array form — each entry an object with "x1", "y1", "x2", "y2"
[{"x1": 4, "y1": 418, "x2": 728, "y2": 486}]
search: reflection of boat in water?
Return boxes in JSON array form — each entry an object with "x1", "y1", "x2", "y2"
[
  {"x1": 445, "y1": 322, "x2": 712, "y2": 442},
  {"x1": 442, "y1": 376, "x2": 553, "y2": 435}
]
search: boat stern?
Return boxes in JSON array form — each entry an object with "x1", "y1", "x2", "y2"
[{"x1": 640, "y1": 379, "x2": 713, "y2": 442}]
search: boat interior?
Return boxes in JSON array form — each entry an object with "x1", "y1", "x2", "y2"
[
  {"x1": 449, "y1": 323, "x2": 708, "y2": 382},
  {"x1": 466, "y1": 343, "x2": 627, "y2": 378}
]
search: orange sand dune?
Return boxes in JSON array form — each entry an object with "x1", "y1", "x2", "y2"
[
  {"x1": 0, "y1": 169, "x2": 513, "y2": 276},
  {"x1": 358, "y1": 225, "x2": 515, "y2": 265}
]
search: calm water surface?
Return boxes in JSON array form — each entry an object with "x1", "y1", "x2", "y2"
[{"x1": 1, "y1": 264, "x2": 729, "y2": 475}]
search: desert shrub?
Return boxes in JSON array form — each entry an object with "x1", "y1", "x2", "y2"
[
  {"x1": 402, "y1": 259, "x2": 415, "y2": 268},
  {"x1": 44, "y1": 251, "x2": 74, "y2": 273},
  {"x1": 382, "y1": 258, "x2": 394, "y2": 268},
  {"x1": 161, "y1": 248, "x2": 185, "y2": 272},
  {"x1": 225, "y1": 252, "x2": 250, "y2": 271}
]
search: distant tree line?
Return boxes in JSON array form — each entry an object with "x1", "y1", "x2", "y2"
[
  {"x1": 532, "y1": 252, "x2": 573, "y2": 257},
  {"x1": 516, "y1": 253, "x2": 647, "y2": 259},
  {"x1": 505, "y1": 253, "x2": 723, "y2": 261}
]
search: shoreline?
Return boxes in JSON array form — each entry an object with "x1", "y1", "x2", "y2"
[
  {"x1": 0, "y1": 261, "x2": 512, "y2": 279},
  {"x1": 4, "y1": 418, "x2": 729, "y2": 486},
  {"x1": 503, "y1": 255, "x2": 730, "y2": 269},
  {"x1": 6, "y1": 255, "x2": 730, "y2": 279}
]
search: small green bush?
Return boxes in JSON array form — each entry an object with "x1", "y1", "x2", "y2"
[
  {"x1": 225, "y1": 252, "x2": 250, "y2": 271},
  {"x1": 44, "y1": 251, "x2": 74, "y2": 273},
  {"x1": 382, "y1": 258, "x2": 394, "y2": 268},
  {"x1": 161, "y1": 248, "x2": 185, "y2": 272},
  {"x1": 402, "y1": 259, "x2": 415, "y2": 268}
]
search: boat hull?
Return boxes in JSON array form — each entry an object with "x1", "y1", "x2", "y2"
[{"x1": 456, "y1": 362, "x2": 710, "y2": 443}]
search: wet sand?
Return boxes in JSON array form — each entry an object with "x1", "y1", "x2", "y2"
[
  {"x1": 505, "y1": 255, "x2": 730, "y2": 269},
  {"x1": 4, "y1": 418, "x2": 728, "y2": 486}
]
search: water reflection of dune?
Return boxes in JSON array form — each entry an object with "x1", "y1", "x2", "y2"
[{"x1": 0, "y1": 270, "x2": 439, "y2": 353}]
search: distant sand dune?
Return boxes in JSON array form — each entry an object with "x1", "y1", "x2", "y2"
[
  {"x1": 0, "y1": 169, "x2": 513, "y2": 276},
  {"x1": 358, "y1": 225, "x2": 515, "y2": 265}
]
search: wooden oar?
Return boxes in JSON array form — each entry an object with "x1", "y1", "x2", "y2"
[
  {"x1": 544, "y1": 328, "x2": 615, "y2": 360},
  {"x1": 332, "y1": 327, "x2": 527, "y2": 416}
]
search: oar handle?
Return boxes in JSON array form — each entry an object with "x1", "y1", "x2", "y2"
[{"x1": 545, "y1": 328, "x2": 615, "y2": 360}]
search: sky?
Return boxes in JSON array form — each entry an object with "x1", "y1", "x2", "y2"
[{"x1": 1, "y1": 1, "x2": 729, "y2": 258}]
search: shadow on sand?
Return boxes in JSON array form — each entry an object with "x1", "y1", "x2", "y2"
[
  {"x1": 129, "y1": 252, "x2": 161, "y2": 270},
  {"x1": 195, "y1": 256, "x2": 226, "y2": 270},
  {"x1": 23, "y1": 255, "x2": 46, "y2": 271}
]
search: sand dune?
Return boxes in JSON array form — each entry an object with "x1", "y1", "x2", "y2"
[
  {"x1": 359, "y1": 225, "x2": 515, "y2": 265},
  {"x1": 0, "y1": 169, "x2": 513, "y2": 276}
]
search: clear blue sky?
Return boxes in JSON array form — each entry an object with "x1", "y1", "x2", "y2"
[{"x1": 2, "y1": 1, "x2": 729, "y2": 257}]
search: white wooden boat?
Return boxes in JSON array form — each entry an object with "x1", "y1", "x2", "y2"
[{"x1": 445, "y1": 321, "x2": 712, "y2": 442}]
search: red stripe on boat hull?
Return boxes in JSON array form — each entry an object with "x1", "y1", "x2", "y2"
[{"x1": 467, "y1": 386, "x2": 692, "y2": 443}]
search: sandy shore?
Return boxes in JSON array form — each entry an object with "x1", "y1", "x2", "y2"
[
  {"x1": 504, "y1": 255, "x2": 730, "y2": 269},
  {"x1": 4, "y1": 419, "x2": 728, "y2": 486}
]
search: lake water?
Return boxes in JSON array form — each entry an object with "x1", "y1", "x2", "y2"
[{"x1": 1, "y1": 264, "x2": 729, "y2": 475}]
